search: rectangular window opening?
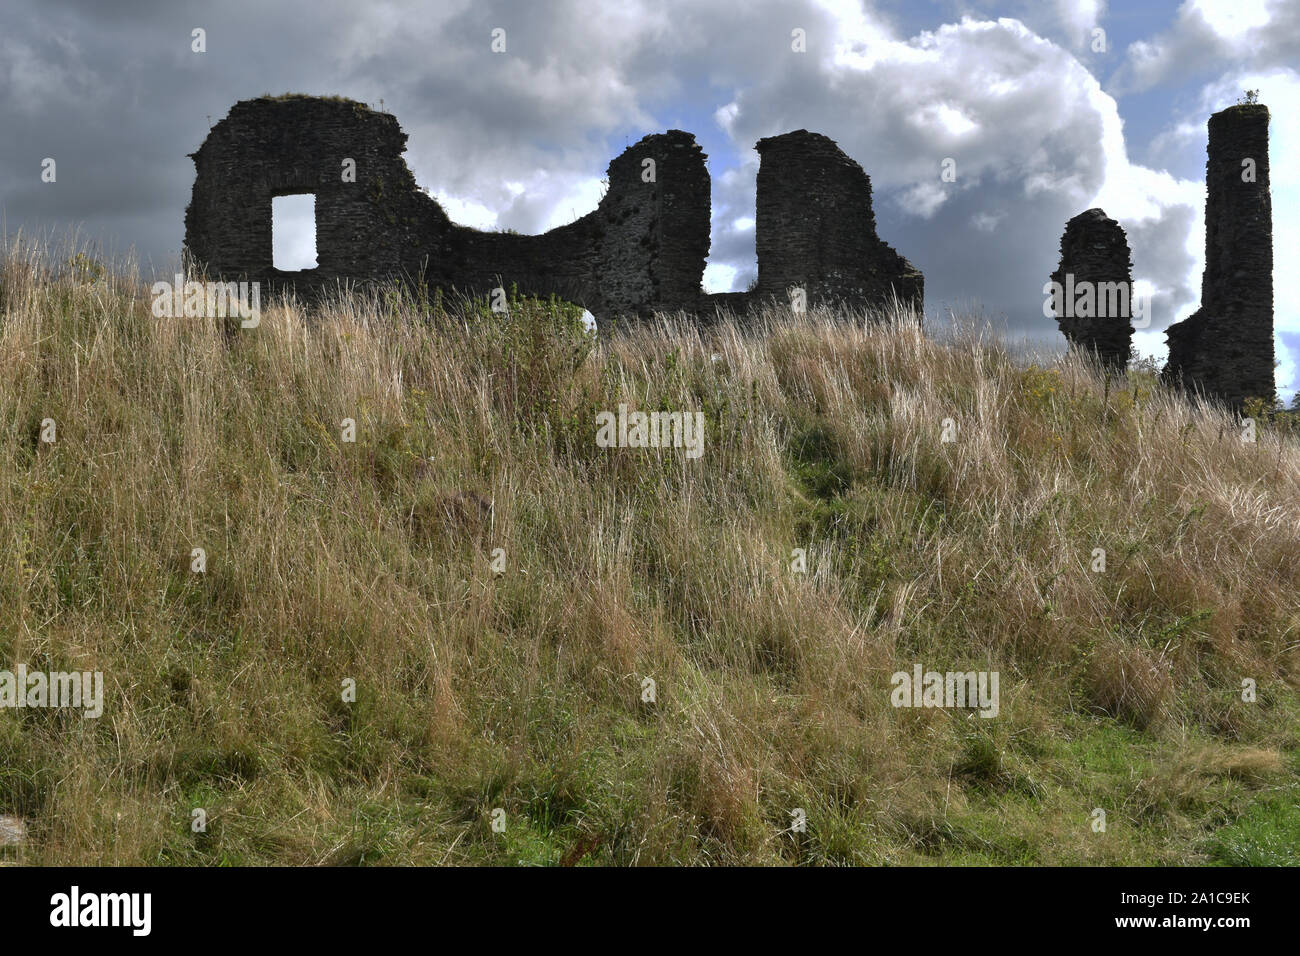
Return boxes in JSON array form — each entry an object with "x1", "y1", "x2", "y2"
[{"x1": 272, "y1": 194, "x2": 318, "y2": 271}]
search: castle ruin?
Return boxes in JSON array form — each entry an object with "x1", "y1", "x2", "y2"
[
  {"x1": 1050, "y1": 208, "x2": 1134, "y2": 371},
  {"x1": 1163, "y1": 103, "x2": 1274, "y2": 409},
  {"x1": 184, "y1": 96, "x2": 923, "y2": 326}
]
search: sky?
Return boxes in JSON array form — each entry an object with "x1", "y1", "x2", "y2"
[{"x1": 1, "y1": 0, "x2": 1296, "y2": 400}]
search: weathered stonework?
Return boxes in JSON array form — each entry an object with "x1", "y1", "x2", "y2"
[
  {"x1": 1164, "y1": 104, "x2": 1274, "y2": 408},
  {"x1": 1050, "y1": 207, "x2": 1133, "y2": 370},
  {"x1": 753, "y1": 130, "x2": 923, "y2": 312},
  {"x1": 184, "y1": 96, "x2": 922, "y2": 326}
]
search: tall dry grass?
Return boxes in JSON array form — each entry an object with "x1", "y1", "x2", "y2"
[{"x1": 1, "y1": 235, "x2": 1297, "y2": 865}]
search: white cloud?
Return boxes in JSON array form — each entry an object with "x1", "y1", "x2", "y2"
[
  {"x1": 703, "y1": 3, "x2": 1202, "y2": 353},
  {"x1": 1051, "y1": 0, "x2": 1107, "y2": 50},
  {"x1": 917, "y1": 102, "x2": 980, "y2": 138},
  {"x1": 703, "y1": 262, "x2": 739, "y2": 293},
  {"x1": 535, "y1": 176, "x2": 607, "y2": 232},
  {"x1": 964, "y1": 0, "x2": 1107, "y2": 52},
  {"x1": 714, "y1": 102, "x2": 740, "y2": 135},
  {"x1": 901, "y1": 181, "x2": 951, "y2": 219},
  {"x1": 1194, "y1": 0, "x2": 1272, "y2": 39},
  {"x1": 434, "y1": 193, "x2": 498, "y2": 231},
  {"x1": 1109, "y1": 0, "x2": 1300, "y2": 95}
]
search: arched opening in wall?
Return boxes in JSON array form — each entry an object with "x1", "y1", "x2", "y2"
[{"x1": 272, "y1": 193, "x2": 318, "y2": 271}]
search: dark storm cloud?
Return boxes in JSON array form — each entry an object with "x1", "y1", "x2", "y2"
[
  {"x1": 0, "y1": 0, "x2": 681, "y2": 265},
  {"x1": 3, "y1": 0, "x2": 385, "y2": 265}
]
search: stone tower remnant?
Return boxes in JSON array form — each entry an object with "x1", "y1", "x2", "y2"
[
  {"x1": 1049, "y1": 207, "x2": 1134, "y2": 370},
  {"x1": 752, "y1": 130, "x2": 923, "y2": 312},
  {"x1": 183, "y1": 96, "x2": 922, "y2": 326},
  {"x1": 1163, "y1": 103, "x2": 1274, "y2": 408}
]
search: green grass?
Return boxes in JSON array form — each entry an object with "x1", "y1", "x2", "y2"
[
  {"x1": 0, "y1": 239, "x2": 1298, "y2": 865},
  {"x1": 1206, "y1": 792, "x2": 1300, "y2": 866}
]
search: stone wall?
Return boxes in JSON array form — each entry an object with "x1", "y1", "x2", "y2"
[
  {"x1": 1163, "y1": 104, "x2": 1274, "y2": 408},
  {"x1": 1050, "y1": 207, "x2": 1133, "y2": 370},
  {"x1": 754, "y1": 130, "x2": 923, "y2": 312},
  {"x1": 184, "y1": 96, "x2": 922, "y2": 326}
]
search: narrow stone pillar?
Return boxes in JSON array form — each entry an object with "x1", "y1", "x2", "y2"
[
  {"x1": 1164, "y1": 103, "x2": 1274, "y2": 408},
  {"x1": 1050, "y1": 207, "x2": 1133, "y2": 370}
]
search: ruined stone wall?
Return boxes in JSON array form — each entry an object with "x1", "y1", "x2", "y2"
[
  {"x1": 184, "y1": 95, "x2": 922, "y2": 326},
  {"x1": 1050, "y1": 208, "x2": 1133, "y2": 370},
  {"x1": 184, "y1": 96, "x2": 430, "y2": 295},
  {"x1": 753, "y1": 130, "x2": 922, "y2": 312},
  {"x1": 444, "y1": 129, "x2": 711, "y2": 318},
  {"x1": 1164, "y1": 104, "x2": 1274, "y2": 408}
]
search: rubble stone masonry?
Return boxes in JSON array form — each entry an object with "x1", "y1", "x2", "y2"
[
  {"x1": 1164, "y1": 104, "x2": 1274, "y2": 409},
  {"x1": 184, "y1": 96, "x2": 923, "y2": 327},
  {"x1": 1050, "y1": 207, "x2": 1133, "y2": 370}
]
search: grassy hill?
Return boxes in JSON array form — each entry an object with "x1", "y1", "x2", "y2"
[{"x1": 1, "y1": 241, "x2": 1298, "y2": 865}]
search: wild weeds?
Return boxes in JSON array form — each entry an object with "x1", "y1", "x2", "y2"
[{"x1": 0, "y1": 236, "x2": 1297, "y2": 865}]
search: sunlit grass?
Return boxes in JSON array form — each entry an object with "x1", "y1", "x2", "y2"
[{"x1": 1, "y1": 234, "x2": 1297, "y2": 865}]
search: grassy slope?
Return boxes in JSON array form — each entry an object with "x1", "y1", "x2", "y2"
[{"x1": 1, "y1": 245, "x2": 1298, "y2": 866}]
